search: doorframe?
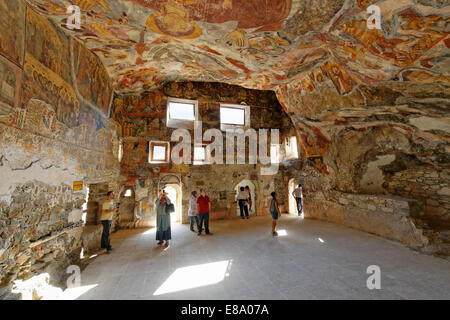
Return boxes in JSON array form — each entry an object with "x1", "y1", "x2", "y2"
[
  {"x1": 288, "y1": 178, "x2": 300, "y2": 215},
  {"x1": 234, "y1": 179, "x2": 256, "y2": 215}
]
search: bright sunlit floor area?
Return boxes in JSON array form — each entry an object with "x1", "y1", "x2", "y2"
[{"x1": 73, "y1": 215, "x2": 450, "y2": 300}]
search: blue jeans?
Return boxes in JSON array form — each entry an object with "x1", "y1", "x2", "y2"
[
  {"x1": 197, "y1": 213, "x2": 210, "y2": 234},
  {"x1": 239, "y1": 200, "x2": 249, "y2": 217},
  {"x1": 189, "y1": 216, "x2": 199, "y2": 231},
  {"x1": 296, "y1": 197, "x2": 303, "y2": 215},
  {"x1": 101, "y1": 220, "x2": 112, "y2": 250}
]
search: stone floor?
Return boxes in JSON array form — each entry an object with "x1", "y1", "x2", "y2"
[{"x1": 69, "y1": 215, "x2": 450, "y2": 300}]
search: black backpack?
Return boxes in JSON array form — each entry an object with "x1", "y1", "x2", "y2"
[{"x1": 165, "y1": 203, "x2": 175, "y2": 214}]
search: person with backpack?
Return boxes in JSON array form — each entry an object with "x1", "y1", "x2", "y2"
[
  {"x1": 245, "y1": 186, "x2": 252, "y2": 215},
  {"x1": 237, "y1": 186, "x2": 249, "y2": 219},
  {"x1": 270, "y1": 191, "x2": 281, "y2": 236},
  {"x1": 188, "y1": 190, "x2": 199, "y2": 232},
  {"x1": 156, "y1": 190, "x2": 173, "y2": 247},
  {"x1": 292, "y1": 184, "x2": 303, "y2": 216}
]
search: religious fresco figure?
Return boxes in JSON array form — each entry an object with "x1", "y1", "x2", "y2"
[{"x1": 132, "y1": 0, "x2": 292, "y2": 46}]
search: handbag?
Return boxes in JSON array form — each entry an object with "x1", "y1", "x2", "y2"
[{"x1": 165, "y1": 203, "x2": 175, "y2": 214}]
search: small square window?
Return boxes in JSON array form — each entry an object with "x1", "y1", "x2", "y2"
[
  {"x1": 149, "y1": 141, "x2": 169, "y2": 163},
  {"x1": 220, "y1": 104, "x2": 250, "y2": 131},
  {"x1": 220, "y1": 107, "x2": 245, "y2": 126},
  {"x1": 194, "y1": 146, "x2": 207, "y2": 165},
  {"x1": 153, "y1": 146, "x2": 166, "y2": 160},
  {"x1": 169, "y1": 102, "x2": 195, "y2": 121},
  {"x1": 270, "y1": 144, "x2": 281, "y2": 164}
]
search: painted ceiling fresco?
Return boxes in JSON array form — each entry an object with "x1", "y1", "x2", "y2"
[{"x1": 24, "y1": 0, "x2": 449, "y2": 94}]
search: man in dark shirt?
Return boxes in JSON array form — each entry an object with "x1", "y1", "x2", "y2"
[{"x1": 196, "y1": 188, "x2": 213, "y2": 236}]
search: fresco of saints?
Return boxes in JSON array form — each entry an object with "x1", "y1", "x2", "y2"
[{"x1": 132, "y1": 0, "x2": 292, "y2": 46}]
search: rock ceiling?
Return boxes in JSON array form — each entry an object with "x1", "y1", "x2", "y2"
[{"x1": 25, "y1": 0, "x2": 449, "y2": 94}]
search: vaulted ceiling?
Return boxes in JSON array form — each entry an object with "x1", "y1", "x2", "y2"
[{"x1": 26, "y1": 0, "x2": 449, "y2": 94}]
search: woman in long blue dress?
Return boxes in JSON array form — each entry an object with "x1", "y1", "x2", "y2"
[{"x1": 156, "y1": 190, "x2": 172, "y2": 247}]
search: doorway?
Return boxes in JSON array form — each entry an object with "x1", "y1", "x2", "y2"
[
  {"x1": 288, "y1": 178, "x2": 300, "y2": 215},
  {"x1": 159, "y1": 174, "x2": 183, "y2": 223},
  {"x1": 164, "y1": 184, "x2": 182, "y2": 223},
  {"x1": 234, "y1": 180, "x2": 256, "y2": 216}
]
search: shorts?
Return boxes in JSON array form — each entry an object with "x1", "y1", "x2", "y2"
[{"x1": 270, "y1": 211, "x2": 278, "y2": 220}]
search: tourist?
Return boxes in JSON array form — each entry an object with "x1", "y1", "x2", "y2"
[
  {"x1": 270, "y1": 191, "x2": 281, "y2": 236},
  {"x1": 237, "y1": 186, "x2": 249, "y2": 219},
  {"x1": 292, "y1": 184, "x2": 303, "y2": 216},
  {"x1": 196, "y1": 188, "x2": 213, "y2": 235},
  {"x1": 188, "y1": 190, "x2": 199, "y2": 232},
  {"x1": 245, "y1": 186, "x2": 252, "y2": 214},
  {"x1": 156, "y1": 190, "x2": 172, "y2": 247},
  {"x1": 101, "y1": 191, "x2": 117, "y2": 253}
]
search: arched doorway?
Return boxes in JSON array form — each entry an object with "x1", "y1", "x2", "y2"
[
  {"x1": 288, "y1": 178, "x2": 300, "y2": 215},
  {"x1": 234, "y1": 180, "x2": 256, "y2": 216},
  {"x1": 159, "y1": 174, "x2": 182, "y2": 223},
  {"x1": 164, "y1": 185, "x2": 182, "y2": 223}
]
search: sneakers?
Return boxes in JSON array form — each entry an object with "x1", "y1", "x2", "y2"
[
  {"x1": 197, "y1": 232, "x2": 201, "y2": 236},
  {"x1": 272, "y1": 231, "x2": 278, "y2": 236},
  {"x1": 241, "y1": 216, "x2": 244, "y2": 219},
  {"x1": 246, "y1": 216, "x2": 249, "y2": 219},
  {"x1": 190, "y1": 229, "x2": 196, "y2": 232}
]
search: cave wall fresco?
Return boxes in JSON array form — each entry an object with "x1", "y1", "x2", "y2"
[
  {"x1": 23, "y1": 0, "x2": 449, "y2": 98},
  {"x1": 113, "y1": 82, "x2": 288, "y2": 179},
  {"x1": 0, "y1": 0, "x2": 26, "y2": 66},
  {"x1": 0, "y1": 2, "x2": 119, "y2": 298},
  {"x1": 277, "y1": 75, "x2": 450, "y2": 255},
  {"x1": 271, "y1": 0, "x2": 449, "y2": 253},
  {"x1": 112, "y1": 82, "x2": 295, "y2": 225}
]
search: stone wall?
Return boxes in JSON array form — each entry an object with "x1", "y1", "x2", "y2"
[
  {"x1": 0, "y1": 2, "x2": 120, "y2": 298},
  {"x1": 182, "y1": 164, "x2": 287, "y2": 224},
  {"x1": 111, "y1": 82, "x2": 296, "y2": 226},
  {"x1": 277, "y1": 78, "x2": 450, "y2": 256}
]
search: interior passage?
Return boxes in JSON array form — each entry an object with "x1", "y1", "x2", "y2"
[
  {"x1": 67, "y1": 216, "x2": 450, "y2": 300},
  {"x1": 1, "y1": 0, "x2": 449, "y2": 300}
]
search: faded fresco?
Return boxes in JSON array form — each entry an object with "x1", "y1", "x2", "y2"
[
  {"x1": 22, "y1": 51, "x2": 80, "y2": 128},
  {"x1": 72, "y1": 39, "x2": 114, "y2": 116},
  {"x1": 24, "y1": 0, "x2": 449, "y2": 94},
  {"x1": 112, "y1": 81, "x2": 288, "y2": 178},
  {"x1": 0, "y1": 55, "x2": 22, "y2": 113},
  {"x1": 26, "y1": 8, "x2": 71, "y2": 83},
  {"x1": 0, "y1": 0, "x2": 26, "y2": 66}
]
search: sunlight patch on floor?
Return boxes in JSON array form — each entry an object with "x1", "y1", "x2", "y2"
[
  {"x1": 153, "y1": 260, "x2": 230, "y2": 296},
  {"x1": 55, "y1": 284, "x2": 98, "y2": 300}
]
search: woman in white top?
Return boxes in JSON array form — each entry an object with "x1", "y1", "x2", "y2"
[
  {"x1": 292, "y1": 184, "x2": 303, "y2": 216},
  {"x1": 237, "y1": 187, "x2": 249, "y2": 219},
  {"x1": 245, "y1": 186, "x2": 252, "y2": 212},
  {"x1": 188, "y1": 191, "x2": 199, "y2": 232}
]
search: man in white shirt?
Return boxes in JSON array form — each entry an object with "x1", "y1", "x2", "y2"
[
  {"x1": 292, "y1": 184, "x2": 303, "y2": 216},
  {"x1": 101, "y1": 191, "x2": 118, "y2": 252},
  {"x1": 237, "y1": 187, "x2": 249, "y2": 219}
]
